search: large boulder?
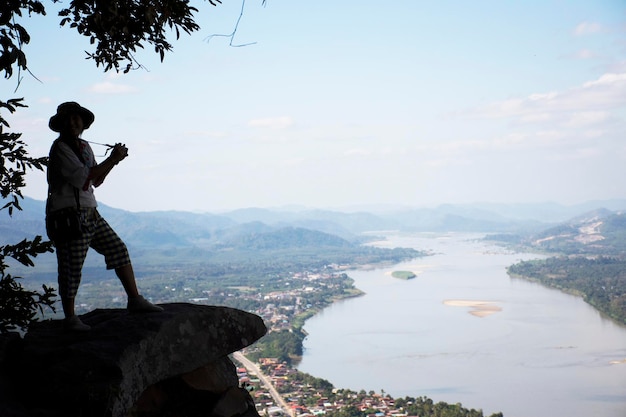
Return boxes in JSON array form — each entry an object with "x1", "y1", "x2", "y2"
[{"x1": 0, "y1": 303, "x2": 267, "y2": 417}]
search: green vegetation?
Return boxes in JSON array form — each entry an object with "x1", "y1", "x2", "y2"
[
  {"x1": 391, "y1": 270, "x2": 416, "y2": 280},
  {"x1": 0, "y1": 101, "x2": 56, "y2": 332},
  {"x1": 508, "y1": 256, "x2": 626, "y2": 324},
  {"x1": 248, "y1": 328, "x2": 306, "y2": 364},
  {"x1": 395, "y1": 396, "x2": 503, "y2": 417},
  {"x1": 488, "y1": 211, "x2": 626, "y2": 325}
]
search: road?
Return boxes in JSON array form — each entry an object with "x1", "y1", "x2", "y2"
[{"x1": 232, "y1": 351, "x2": 293, "y2": 417}]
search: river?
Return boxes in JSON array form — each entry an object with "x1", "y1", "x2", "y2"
[{"x1": 297, "y1": 233, "x2": 626, "y2": 417}]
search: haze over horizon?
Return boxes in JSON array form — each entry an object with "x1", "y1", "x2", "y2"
[{"x1": 10, "y1": 1, "x2": 626, "y2": 212}]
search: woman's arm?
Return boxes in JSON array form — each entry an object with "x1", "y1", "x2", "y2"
[{"x1": 91, "y1": 144, "x2": 128, "y2": 187}]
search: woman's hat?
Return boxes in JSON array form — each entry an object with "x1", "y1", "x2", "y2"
[{"x1": 48, "y1": 102, "x2": 95, "y2": 132}]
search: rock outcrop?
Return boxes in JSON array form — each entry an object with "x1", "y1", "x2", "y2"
[{"x1": 0, "y1": 303, "x2": 267, "y2": 417}]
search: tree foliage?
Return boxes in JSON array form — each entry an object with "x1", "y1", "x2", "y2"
[
  {"x1": 0, "y1": 0, "x2": 228, "y2": 332},
  {"x1": 2, "y1": 0, "x2": 228, "y2": 77},
  {"x1": 0, "y1": 238, "x2": 55, "y2": 332},
  {"x1": 247, "y1": 328, "x2": 305, "y2": 365},
  {"x1": 0, "y1": 99, "x2": 48, "y2": 213},
  {"x1": 0, "y1": 98, "x2": 55, "y2": 333},
  {"x1": 58, "y1": 0, "x2": 207, "y2": 73}
]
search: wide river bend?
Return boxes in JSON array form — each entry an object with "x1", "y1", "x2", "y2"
[{"x1": 297, "y1": 233, "x2": 626, "y2": 417}]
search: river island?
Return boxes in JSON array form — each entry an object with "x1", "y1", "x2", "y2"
[{"x1": 391, "y1": 270, "x2": 416, "y2": 280}]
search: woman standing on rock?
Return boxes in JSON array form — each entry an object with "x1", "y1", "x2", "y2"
[{"x1": 46, "y1": 102, "x2": 162, "y2": 332}]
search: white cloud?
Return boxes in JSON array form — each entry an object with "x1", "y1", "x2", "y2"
[
  {"x1": 562, "y1": 111, "x2": 610, "y2": 128},
  {"x1": 607, "y1": 60, "x2": 626, "y2": 73},
  {"x1": 582, "y1": 72, "x2": 626, "y2": 88},
  {"x1": 580, "y1": 129, "x2": 606, "y2": 139},
  {"x1": 425, "y1": 157, "x2": 471, "y2": 168},
  {"x1": 344, "y1": 148, "x2": 372, "y2": 156},
  {"x1": 248, "y1": 116, "x2": 294, "y2": 129},
  {"x1": 547, "y1": 146, "x2": 602, "y2": 161},
  {"x1": 86, "y1": 72, "x2": 139, "y2": 94},
  {"x1": 518, "y1": 112, "x2": 553, "y2": 124},
  {"x1": 492, "y1": 133, "x2": 531, "y2": 148},
  {"x1": 184, "y1": 130, "x2": 229, "y2": 139},
  {"x1": 571, "y1": 49, "x2": 598, "y2": 60},
  {"x1": 88, "y1": 81, "x2": 138, "y2": 94},
  {"x1": 281, "y1": 157, "x2": 306, "y2": 167},
  {"x1": 528, "y1": 92, "x2": 558, "y2": 101},
  {"x1": 574, "y1": 22, "x2": 603, "y2": 36},
  {"x1": 471, "y1": 72, "x2": 626, "y2": 123}
]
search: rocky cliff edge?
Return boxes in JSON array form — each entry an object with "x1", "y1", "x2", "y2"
[{"x1": 0, "y1": 303, "x2": 267, "y2": 417}]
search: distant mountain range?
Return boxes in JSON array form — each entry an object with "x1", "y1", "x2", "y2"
[{"x1": 2, "y1": 197, "x2": 625, "y2": 252}]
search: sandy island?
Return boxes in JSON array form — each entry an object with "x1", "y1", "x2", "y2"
[{"x1": 444, "y1": 299, "x2": 503, "y2": 317}]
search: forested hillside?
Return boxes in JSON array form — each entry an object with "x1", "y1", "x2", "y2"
[
  {"x1": 508, "y1": 256, "x2": 626, "y2": 324},
  {"x1": 493, "y1": 210, "x2": 626, "y2": 324},
  {"x1": 524, "y1": 210, "x2": 626, "y2": 255}
]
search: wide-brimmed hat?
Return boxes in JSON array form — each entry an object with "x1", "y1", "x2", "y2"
[{"x1": 48, "y1": 102, "x2": 95, "y2": 132}]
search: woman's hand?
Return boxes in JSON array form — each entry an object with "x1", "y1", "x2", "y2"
[
  {"x1": 91, "y1": 143, "x2": 128, "y2": 187},
  {"x1": 111, "y1": 143, "x2": 129, "y2": 164}
]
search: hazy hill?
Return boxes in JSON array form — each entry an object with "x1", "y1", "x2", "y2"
[
  {"x1": 233, "y1": 226, "x2": 352, "y2": 250},
  {"x1": 2, "y1": 197, "x2": 626, "y2": 251},
  {"x1": 223, "y1": 207, "x2": 389, "y2": 238},
  {"x1": 523, "y1": 210, "x2": 626, "y2": 255}
]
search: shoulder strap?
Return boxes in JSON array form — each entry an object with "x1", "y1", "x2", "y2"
[{"x1": 59, "y1": 136, "x2": 86, "y2": 164}]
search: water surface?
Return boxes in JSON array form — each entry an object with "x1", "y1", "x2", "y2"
[{"x1": 297, "y1": 233, "x2": 626, "y2": 417}]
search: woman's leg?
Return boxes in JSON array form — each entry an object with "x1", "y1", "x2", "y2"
[
  {"x1": 56, "y1": 237, "x2": 90, "y2": 321},
  {"x1": 115, "y1": 263, "x2": 140, "y2": 298},
  {"x1": 91, "y1": 210, "x2": 162, "y2": 312},
  {"x1": 120, "y1": 263, "x2": 163, "y2": 312},
  {"x1": 61, "y1": 296, "x2": 76, "y2": 318}
]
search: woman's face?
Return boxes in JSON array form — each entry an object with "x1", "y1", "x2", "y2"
[{"x1": 63, "y1": 113, "x2": 84, "y2": 138}]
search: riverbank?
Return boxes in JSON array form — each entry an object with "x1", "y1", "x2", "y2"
[{"x1": 507, "y1": 257, "x2": 626, "y2": 326}]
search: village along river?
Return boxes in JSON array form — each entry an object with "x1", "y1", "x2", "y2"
[{"x1": 297, "y1": 233, "x2": 626, "y2": 417}]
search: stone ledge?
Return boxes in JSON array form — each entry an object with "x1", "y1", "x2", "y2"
[{"x1": 1, "y1": 303, "x2": 267, "y2": 417}]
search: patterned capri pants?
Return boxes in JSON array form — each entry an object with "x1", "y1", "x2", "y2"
[{"x1": 55, "y1": 208, "x2": 131, "y2": 299}]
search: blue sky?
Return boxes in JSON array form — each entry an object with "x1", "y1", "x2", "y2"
[{"x1": 9, "y1": 0, "x2": 626, "y2": 212}]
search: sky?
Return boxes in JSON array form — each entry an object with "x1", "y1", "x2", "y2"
[{"x1": 7, "y1": 0, "x2": 626, "y2": 212}]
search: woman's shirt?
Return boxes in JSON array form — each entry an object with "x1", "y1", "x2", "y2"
[{"x1": 47, "y1": 138, "x2": 98, "y2": 212}]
